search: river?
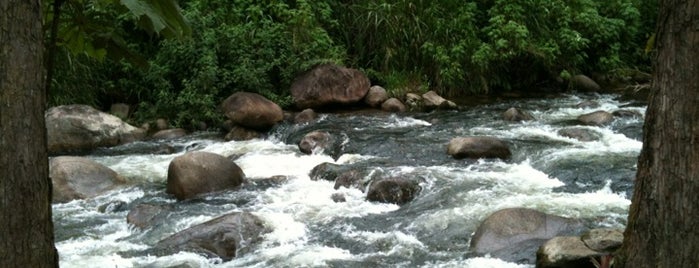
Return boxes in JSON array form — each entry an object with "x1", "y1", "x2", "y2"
[{"x1": 53, "y1": 93, "x2": 644, "y2": 267}]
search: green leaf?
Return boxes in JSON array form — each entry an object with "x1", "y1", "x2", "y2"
[{"x1": 119, "y1": 0, "x2": 191, "y2": 38}]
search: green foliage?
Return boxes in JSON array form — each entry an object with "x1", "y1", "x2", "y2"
[
  {"x1": 332, "y1": 0, "x2": 647, "y2": 94},
  {"x1": 129, "y1": 0, "x2": 344, "y2": 127},
  {"x1": 48, "y1": 0, "x2": 654, "y2": 130}
]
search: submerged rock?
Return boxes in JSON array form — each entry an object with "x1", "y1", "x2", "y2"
[
  {"x1": 366, "y1": 178, "x2": 421, "y2": 205},
  {"x1": 503, "y1": 107, "x2": 534, "y2": 122},
  {"x1": 298, "y1": 131, "x2": 334, "y2": 155},
  {"x1": 152, "y1": 128, "x2": 187, "y2": 140},
  {"x1": 558, "y1": 127, "x2": 601, "y2": 142},
  {"x1": 50, "y1": 156, "x2": 126, "y2": 203},
  {"x1": 127, "y1": 203, "x2": 173, "y2": 229},
  {"x1": 153, "y1": 212, "x2": 269, "y2": 261},
  {"x1": 166, "y1": 151, "x2": 245, "y2": 200},
  {"x1": 577, "y1": 111, "x2": 613, "y2": 126},
  {"x1": 470, "y1": 207, "x2": 584, "y2": 264}
]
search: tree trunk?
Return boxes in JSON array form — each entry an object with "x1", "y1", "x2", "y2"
[
  {"x1": 616, "y1": 0, "x2": 699, "y2": 267},
  {"x1": 0, "y1": 1, "x2": 58, "y2": 267}
]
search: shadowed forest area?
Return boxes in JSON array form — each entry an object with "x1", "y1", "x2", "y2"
[{"x1": 47, "y1": 0, "x2": 656, "y2": 129}]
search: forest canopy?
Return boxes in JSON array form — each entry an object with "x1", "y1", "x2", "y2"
[{"x1": 47, "y1": 0, "x2": 656, "y2": 129}]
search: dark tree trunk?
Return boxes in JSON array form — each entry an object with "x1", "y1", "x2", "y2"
[
  {"x1": 617, "y1": 0, "x2": 699, "y2": 267},
  {"x1": 0, "y1": 0, "x2": 58, "y2": 267}
]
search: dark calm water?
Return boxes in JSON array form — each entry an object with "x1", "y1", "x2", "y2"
[{"x1": 53, "y1": 93, "x2": 644, "y2": 268}]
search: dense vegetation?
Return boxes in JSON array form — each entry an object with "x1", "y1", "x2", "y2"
[{"x1": 47, "y1": 0, "x2": 656, "y2": 129}]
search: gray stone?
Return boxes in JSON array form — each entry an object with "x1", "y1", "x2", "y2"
[
  {"x1": 220, "y1": 92, "x2": 283, "y2": 130},
  {"x1": 46, "y1": 105, "x2": 145, "y2": 154},
  {"x1": 166, "y1": 151, "x2": 245, "y2": 200},
  {"x1": 50, "y1": 156, "x2": 126, "y2": 203},
  {"x1": 290, "y1": 64, "x2": 370, "y2": 109},
  {"x1": 447, "y1": 136, "x2": 511, "y2": 159}
]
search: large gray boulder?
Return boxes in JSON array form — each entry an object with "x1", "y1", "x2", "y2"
[
  {"x1": 577, "y1": 111, "x2": 613, "y2": 126},
  {"x1": 166, "y1": 151, "x2": 245, "y2": 200},
  {"x1": 447, "y1": 136, "x2": 511, "y2": 160},
  {"x1": 470, "y1": 208, "x2": 584, "y2": 264},
  {"x1": 50, "y1": 156, "x2": 126, "y2": 203},
  {"x1": 220, "y1": 92, "x2": 283, "y2": 131},
  {"x1": 154, "y1": 212, "x2": 269, "y2": 261},
  {"x1": 290, "y1": 64, "x2": 370, "y2": 109},
  {"x1": 46, "y1": 105, "x2": 146, "y2": 154}
]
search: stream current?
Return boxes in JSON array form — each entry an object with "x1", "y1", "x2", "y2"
[{"x1": 53, "y1": 93, "x2": 645, "y2": 267}]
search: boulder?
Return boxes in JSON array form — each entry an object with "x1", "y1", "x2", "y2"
[
  {"x1": 127, "y1": 203, "x2": 172, "y2": 229},
  {"x1": 224, "y1": 126, "x2": 263, "y2": 141},
  {"x1": 333, "y1": 170, "x2": 365, "y2": 191},
  {"x1": 577, "y1": 111, "x2": 613, "y2": 126},
  {"x1": 290, "y1": 64, "x2": 370, "y2": 109},
  {"x1": 294, "y1": 108, "x2": 318, "y2": 124},
  {"x1": 536, "y1": 236, "x2": 601, "y2": 268},
  {"x1": 381, "y1": 98, "x2": 407, "y2": 112},
  {"x1": 152, "y1": 128, "x2": 187, "y2": 140},
  {"x1": 447, "y1": 136, "x2": 511, "y2": 160},
  {"x1": 470, "y1": 208, "x2": 584, "y2": 264},
  {"x1": 405, "y1": 93, "x2": 422, "y2": 111},
  {"x1": 364, "y1": 85, "x2": 389, "y2": 107},
  {"x1": 571, "y1": 74, "x2": 601, "y2": 92},
  {"x1": 366, "y1": 178, "x2": 421, "y2": 205},
  {"x1": 50, "y1": 156, "x2": 126, "y2": 203},
  {"x1": 503, "y1": 107, "x2": 534, "y2": 122},
  {"x1": 298, "y1": 131, "x2": 334, "y2": 155},
  {"x1": 558, "y1": 128, "x2": 601, "y2": 142},
  {"x1": 154, "y1": 212, "x2": 269, "y2": 261},
  {"x1": 309, "y1": 162, "x2": 347, "y2": 181},
  {"x1": 46, "y1": 105, "x2": 146, "y2": 154},
  {"x1": 166, "y1": 151, "x2": 245, "y2": 200},
  {"x1": 220, "y1": 92, "x2": 283, "y2": 131},
  {"x1": 580, "y1": 228, "x2": 623, "y2": 253},
  {"x1": 422, "y1": 91, "x2": 457, "y2": 110}
]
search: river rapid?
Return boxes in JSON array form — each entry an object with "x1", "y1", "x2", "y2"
[{"x1": 53, "y1": 93, "x2": 645, "y2": 268}]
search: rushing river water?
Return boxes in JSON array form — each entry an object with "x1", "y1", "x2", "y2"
[{"x1": 53, "y1": 93, "x2": 645, "y2": 268}]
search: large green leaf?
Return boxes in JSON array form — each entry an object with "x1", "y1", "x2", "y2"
[{"x1": 119, "y1": 0, "x2": 191, "y2": 38}]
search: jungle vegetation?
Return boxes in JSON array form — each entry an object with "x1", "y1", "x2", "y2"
[{"x1": 46, "y1": 0, "x2": 657, "y2": 129}]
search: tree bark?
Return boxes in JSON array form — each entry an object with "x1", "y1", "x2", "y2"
[
  {"x1": 0, "y1": 0, "x2": 58, "y2": 267},
  {"x1": 617, "y1": 0, "x2": 699, "y2": 267}
]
